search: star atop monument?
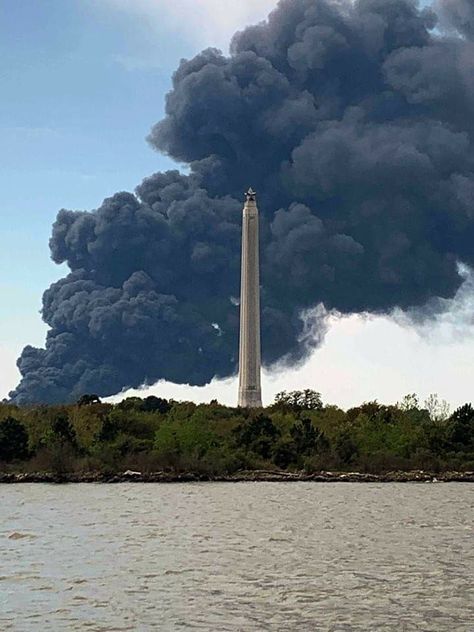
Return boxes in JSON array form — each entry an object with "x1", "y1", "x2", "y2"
[{"x1": 246, "y1": 188, "x2": 256, "y2": 202}]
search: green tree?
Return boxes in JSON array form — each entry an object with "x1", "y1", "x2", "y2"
[
  {"x1": 51, "y1": 413, "x2": 77, "y2": 446},
  {"x1": 449, "y1": 404, "x2": 474, "y2": 450},
  {"x1": 334, "y1": 430, "x2": 358, "y2": 465},
  {"x1": 272, "y1": 439, "x2": 297, "y2": 469},
  {"x1": 290, "y1": 418, "x2": 329, "y2": 456},
  {"x1": 234, "y1": 415, "x2": 281, "y2": 459},
  {"x1": 0, "y1": 417, "x2": 29, "y2": 462},
  {"x1": 116, "y1": 397, "x2": 143, "y2": 411},
  {"x1": 273, "y1": 390, "x2": 323, "y2": 412},
  {"x1": 140, "y1": 396, "x2": 171, "y2": 414},
  {"x1": 347, "y1": 401, "x2": 381, "y2": 423},
  {"x1": 398, "y1": 394, "x2": 420, "y2": 411}
]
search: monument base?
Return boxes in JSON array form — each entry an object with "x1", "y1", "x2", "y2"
[{"x1": 238, "y1": 389, "x2": 262, "y2": 408}]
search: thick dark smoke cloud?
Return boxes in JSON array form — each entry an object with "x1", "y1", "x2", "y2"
[
  {"x1": 11, "y1": 0, "x2": 474, "y2": 404},
  {"x1": 436, "y1": 0, "x2": 474, "y2": 38}
]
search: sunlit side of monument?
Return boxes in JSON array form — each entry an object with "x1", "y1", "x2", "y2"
[{"x1": 238, "y1": 188, "x2": 263, "y2": 408}]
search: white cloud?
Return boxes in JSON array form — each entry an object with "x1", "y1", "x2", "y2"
[
  {"x1": 111, "y1": 308, "x2": 474, "y2": 411},
  {"x1": 103, "y1": 0, "x2": 278, "y2": 51},
  {"x1": 398, "y1": 264, "x2": 474, "y2": 342}
]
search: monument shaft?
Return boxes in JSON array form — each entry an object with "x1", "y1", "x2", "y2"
[{"x1": 238, "y1": 189, "x2": 262, "y2": 408}]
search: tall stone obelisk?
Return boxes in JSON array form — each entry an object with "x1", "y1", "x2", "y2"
[{"x1": 238, "y1": 188, "x2": 262, "y2": 408}]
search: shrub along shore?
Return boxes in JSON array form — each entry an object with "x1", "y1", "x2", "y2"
[{"x1": 1, "y1": 391, "x2": 473, "y2": 483}]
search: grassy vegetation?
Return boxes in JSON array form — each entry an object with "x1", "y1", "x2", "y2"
[{"x1": 0, "y1": 391, "x2": 473, "y2": 476}]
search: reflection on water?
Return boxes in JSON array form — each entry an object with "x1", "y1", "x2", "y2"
[{"x1": 0, "y1": 483, "x2": 473, "y2": 631}]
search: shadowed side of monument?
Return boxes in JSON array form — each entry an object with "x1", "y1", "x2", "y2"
[{"x1": 238, "y1": 188, "x2": 262, "y2": 408}]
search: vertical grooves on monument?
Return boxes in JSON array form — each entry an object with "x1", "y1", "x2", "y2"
[{"x1": 238, "y1": 188, "x2": 262, "y2": 408}]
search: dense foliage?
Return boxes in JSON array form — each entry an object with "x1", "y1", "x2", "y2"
[{"x1": 0, "y1": 391, "x2": 472, "y2": 475}]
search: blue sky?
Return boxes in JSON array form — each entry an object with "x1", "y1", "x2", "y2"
[
  {"x1": 0, "y1": 1, "x2": 179, "y2": 300},
  {"x1": 2, "y1": 0, "x2": 473, "y2": 409},
  {"x1": 1, "y1": 0, "x2": 177, "y2": 390}
]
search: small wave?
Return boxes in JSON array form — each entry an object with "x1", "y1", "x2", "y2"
[
  {"x1": 34, "y1": 585, "x2": 54, "y2": 592},
  {"x1": 8, "y1": 532, "x2": 37, "y2": 540}
]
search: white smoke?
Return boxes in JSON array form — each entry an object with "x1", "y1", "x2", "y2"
[{"x1": 394, "y1": 264, "x2": 474, "y2": 343}]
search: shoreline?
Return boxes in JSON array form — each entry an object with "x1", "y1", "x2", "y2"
[{"x1": 1, "y1": 470, "x2": 473, "y2": 484}]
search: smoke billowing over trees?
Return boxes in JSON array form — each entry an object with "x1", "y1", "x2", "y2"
[{"x1": 11, "y1": 0, "x2": 474, "y2": 404}]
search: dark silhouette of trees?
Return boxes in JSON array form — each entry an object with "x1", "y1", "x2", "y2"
[
  {"x1": 77, "y1": 394, "x2": 101, "y2": 406},
  {"x1": 51, "y1": 413, "x2": 77, "y2": 446},
  {"x1": 0, "y1": 417, "x2": 29, "y2": 462},
  {"x1": 290, "y1": 418, "x2": 329, "y2": 456},
  {"x1": 449, "y1": 404, "x2": 474, "y2": 450},
  {"x1": 347, "y1": 401, "x2": 382, "y2": 423},
  {"x1": 116, "y1": 396, "x2": 171, "y2": 414},
  {"x1": 140, "y1": 396, "x2": 171, "y2": 414},
  {"x1": 334, "y1": 431, "x2": 359, "y2": 465},
  {"x1": 234, "y1": 415, "x2": 281, "y2": 460},
  {"x1": 272, "y1": 419, "x2": 330, "y2": 469}
]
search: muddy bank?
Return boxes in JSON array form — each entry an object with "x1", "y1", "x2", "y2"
[{"x1": 0, "y1": 470, "x2": 473, "y2": 484}]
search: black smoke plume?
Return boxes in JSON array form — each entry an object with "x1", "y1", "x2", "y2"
[
  {"x1": 436, "y1": 0, "x2": 474, "y2": 38},
  {"x1": 11, "y1": 0, "x2": 474, "y2": 404}
]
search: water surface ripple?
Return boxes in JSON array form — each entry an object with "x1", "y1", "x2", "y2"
[{"x1": 1, "y1": 483, "x2": 473, "y2": 631}]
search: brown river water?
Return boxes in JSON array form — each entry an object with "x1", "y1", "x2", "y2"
[{"x1": 1, "y1": 483, "x2": 473, "y2": 631}]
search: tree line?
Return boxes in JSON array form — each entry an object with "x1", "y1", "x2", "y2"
[{"x1": 0, "y1": 391, "x2": 473, "y2": 475}]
